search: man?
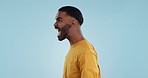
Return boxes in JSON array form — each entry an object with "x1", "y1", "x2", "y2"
[{"x1": 54, "y1": 6, "x2": 101, "y2": 78}]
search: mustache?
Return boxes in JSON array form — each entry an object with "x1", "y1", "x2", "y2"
[
  {"x1": 55, "y1": 26, "x2": 60, "y2": 30},
  {"x1": 55, "y1": 24, "x2": 71, "y2": 30}
]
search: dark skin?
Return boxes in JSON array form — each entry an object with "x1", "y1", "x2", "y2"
[{"x1": 54, "y1": 11, "x2": 85, "y2": 45}]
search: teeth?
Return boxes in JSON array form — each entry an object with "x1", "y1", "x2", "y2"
[
  {"x1": 56, "y1": 29, "x2": 59, "y2": 31},
  {"x1": 56, "y1": 29, "x2": 60, "y2": 32},
  {"x1": 58, "y1": 31, "x2": 61, "y2": 36}
]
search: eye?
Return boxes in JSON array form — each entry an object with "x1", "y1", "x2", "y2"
[{"x1": 57, "y1": 18, "x2": 63, "y2": 23}]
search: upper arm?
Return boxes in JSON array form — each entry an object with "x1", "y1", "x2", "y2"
[{"x1": 79, "y1": 52, "x2": 100, "y2": 78}]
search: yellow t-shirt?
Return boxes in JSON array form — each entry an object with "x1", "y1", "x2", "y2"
[{"x1": 63, "y1": 39, "x2": 101, "y2": 78}]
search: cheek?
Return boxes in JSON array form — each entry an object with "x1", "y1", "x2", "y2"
[
  {"x1": 59, "y1": 23, "x2": 68, "y2": 28},
  {"x1": 62, "y1": 24, "x2": 71, "y2": 32}
]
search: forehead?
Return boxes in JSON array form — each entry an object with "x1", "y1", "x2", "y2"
[{"x1": 56, "y1": 11, "x2": 68, "y2": 19}]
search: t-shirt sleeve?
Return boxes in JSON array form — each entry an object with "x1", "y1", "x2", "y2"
[{"x1": 79, "y1": 51, "x2": 101, "y2": 78}]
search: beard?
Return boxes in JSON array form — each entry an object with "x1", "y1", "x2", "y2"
[{"x1": 58, "y1": 24, "x2": 71, "y2": 41}]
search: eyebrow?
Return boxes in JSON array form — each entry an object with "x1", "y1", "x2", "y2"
[{"x1": 56, "y1": 17, "x2": 63, "y2": 20}]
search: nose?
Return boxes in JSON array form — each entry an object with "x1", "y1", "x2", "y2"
[{"x1": 54, "y1": 22, "x2": 58, "y2": 27}]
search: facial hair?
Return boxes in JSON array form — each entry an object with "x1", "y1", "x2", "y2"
[{"x1": 58, "y1": 24, "x2": 71, "y2": 41}]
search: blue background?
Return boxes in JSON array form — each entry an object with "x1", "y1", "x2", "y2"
[{"x1": 0, "y1": 0, "x2": 148, "y2": 78}]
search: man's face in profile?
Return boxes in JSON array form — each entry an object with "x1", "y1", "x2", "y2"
[{"x1": 54, "y1": 11, "x2": 72, "y2": 41}]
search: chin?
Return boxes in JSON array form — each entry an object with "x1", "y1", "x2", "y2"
[
  {"x1": 58, "y1": 37, "x2": 66, "y2": 41},
  {"x1": 58, "y1": 33, "x2": 67, "y2": 41},
  {"x1": 58, "y1": 39, "x2": 63, "y2": 41}
]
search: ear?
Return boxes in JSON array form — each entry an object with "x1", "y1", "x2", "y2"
[{"x1": 71, "y1": 20, "x2": 76, "y2": 25}]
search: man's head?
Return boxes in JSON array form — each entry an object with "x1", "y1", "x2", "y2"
[{"x1": 54, "y1": 6, "x2": 84, "y2": 41}]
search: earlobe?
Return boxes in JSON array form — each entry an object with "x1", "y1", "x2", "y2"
[{"x1": 72, "y1": 20, "x2": 76, "y2": 25}]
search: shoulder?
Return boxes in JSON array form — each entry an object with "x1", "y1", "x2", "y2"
[{"x1": 77, "y1": 39, "x2": 97, "y2": 57}]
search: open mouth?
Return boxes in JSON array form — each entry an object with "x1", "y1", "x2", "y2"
[
  {"x1": 57, "y1": 29, "x2": 61, "y2": 37},
  {"x1": 55, "y1": 26, "x2": 61, "y2": 37}
]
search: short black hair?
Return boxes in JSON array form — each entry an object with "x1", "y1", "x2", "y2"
[{"x1": 58, "y1": 6, "x2": 84, "y2": 26}]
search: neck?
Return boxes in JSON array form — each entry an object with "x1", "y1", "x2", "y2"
[
  {"x1": 67, "y1": 28, "x2": 85, "y2": 45},
  {"x1": 68, "y1": 35, "x2": 85, "y2": 46}
]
